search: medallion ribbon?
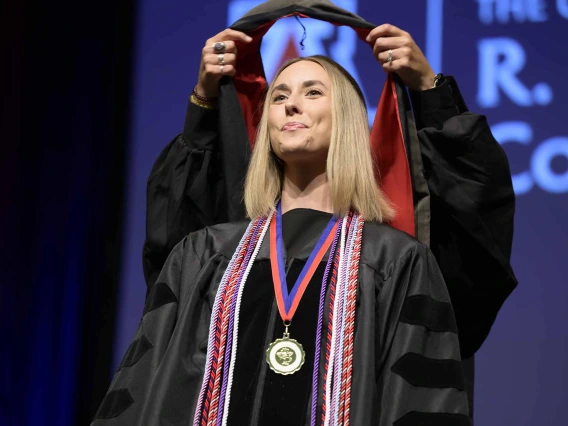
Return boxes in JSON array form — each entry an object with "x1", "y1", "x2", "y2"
[{"x1": 270, "y1": 202, "x2": 339, "y2": 322}]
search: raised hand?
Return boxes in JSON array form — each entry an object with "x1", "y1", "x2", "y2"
[
  {"x1": 195, "y1": 29, "x2": 252, "y2": 99},
  {"x1": 366, "y1": 24, "x2": 436, "y2": 91}
]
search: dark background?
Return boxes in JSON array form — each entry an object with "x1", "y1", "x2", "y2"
[
  {"x1": 1, "y1": 1, "x2": 135, "y2": 424},
  {"x1": 1, "y1": 0, "x2": 567, "y2": 425}
]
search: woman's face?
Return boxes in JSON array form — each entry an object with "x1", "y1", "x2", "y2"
[{"x1": 268, "y1": 60, "x2": 332, "y2": 165}]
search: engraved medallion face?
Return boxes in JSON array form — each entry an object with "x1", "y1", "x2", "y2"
[
  {"x1": 275, "y1": 346, "x2": 296, "y2": 366},
  {"x1": 266, "y1": 338, "x2": 305, "y2": 375}
]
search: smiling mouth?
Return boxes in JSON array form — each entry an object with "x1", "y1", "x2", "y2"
[{"x1": 282, "y1": 123, "x2": 307, "y2": 131}]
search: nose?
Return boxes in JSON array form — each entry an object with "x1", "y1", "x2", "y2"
[{"x1": 285, "y1": 95, "x2": 301, "y2": 116}]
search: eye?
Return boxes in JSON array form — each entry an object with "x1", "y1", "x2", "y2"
[
  {"x1": 307, "y1": 89, "x2": 322, "y2": 96},
  {"x1": 272, "y1": 94, "x2": 287, "y2": 102}
]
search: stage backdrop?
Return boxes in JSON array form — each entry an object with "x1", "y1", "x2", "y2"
[{"x1": 114, "y1": 1, "x2": 568, "y2": 424}]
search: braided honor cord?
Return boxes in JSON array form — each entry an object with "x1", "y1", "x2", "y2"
[
  {"x1": 192, "y1": 219, "x2": 257, "y2": 426},
  {"x1": 320, "y1": 212, "x2": 363, "y2": 426},
  {"x1": 193, "y1": 216, "x2": 267, "y2": 426},
  {"x1": 332, "y1": 213, "x2": 359, "y2": 424},
  {"x1": 310, "y1": 224, "x2": 341, "y2": 426},
  {"x1": 323, "y1": 213, "x2": 351, "y2": 426},
  {"x1": 338, "y1": 216, "x2": 364, "y2": 425},
  {"x1": 220, "y1": 216, "x2": 271, "y2": 426}
]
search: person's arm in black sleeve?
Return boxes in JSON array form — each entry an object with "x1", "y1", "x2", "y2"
[
  {"x1": 143, "y1": 100, "x2": 224, "y2": 291},
  {"x1": 409, "y1": 77, "x2": 518, "y2": 358},
  {"x1": 409, "y1": 75, "x2": 468, "y2": 131},
  {"x1": 142, "y1": 28, "x2": 253, "y2": 293},
  {"x1": 376, "y1": 244, "x2": 471, "y2": 425}
]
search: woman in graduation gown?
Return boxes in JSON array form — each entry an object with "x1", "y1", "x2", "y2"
[
  {"x1": 94, "y1": 52, "x2": 474, "y2": 425},
  {"x1": 127, "y1": 6, "x2": 518, "y2": 423},
  {"x1": 95, "y1": 3, "x2": 518, "y2": 424},
  {"x1": 142, "y1": 13, "x2": 517, "y2": 365}
]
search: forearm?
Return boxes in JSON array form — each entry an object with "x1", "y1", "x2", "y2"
[
  {"x1": 183, "y1": 97, "x2": 219, "y2": 150},
  {"x1": 409, "y1": 76, "x2": 469, "y2": 131}
]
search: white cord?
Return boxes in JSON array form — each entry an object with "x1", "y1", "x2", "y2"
[
  {"x1": 332, "y1": 214, "x2": 358, "y2": 424},
  {"x1": 221, "y1": 214, "x2": 272, "y2": 426},
  {"x1": 192, "y1": 220, "x2": 255, "y2": 426},
  {"x1": 324, "y1": 216, "x2": 347, "y2": 426}
]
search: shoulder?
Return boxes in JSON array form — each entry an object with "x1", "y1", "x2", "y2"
[
  {"x1": 360, "y1": 221, "x2": 430, "y2": 278},
  {"x1": 184, "y1": 220, "x2": 252, "y2": 260},
  {"x1": 362, "y1": 221, "x2": 424, "y2": 256}
]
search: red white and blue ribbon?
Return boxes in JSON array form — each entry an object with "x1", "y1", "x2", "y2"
[{"x1": 270, "y1": 202, "x2": 339, "y2": 322}]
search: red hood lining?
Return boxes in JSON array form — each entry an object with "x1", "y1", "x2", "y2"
[{"x1": 230, "y1": 13, "x2": 415, "y2": 236}]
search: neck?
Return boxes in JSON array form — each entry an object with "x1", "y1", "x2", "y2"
[{"x1": 280, "y1": 162, "x2": 333, "y2": 214}]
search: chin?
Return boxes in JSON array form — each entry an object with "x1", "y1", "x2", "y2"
[
  {"x1": 277, "y1": 133, "x2": 314, "y2": 149},
  {"x1": 278, "y1": 148, "x2": 327, "y2": 166}
]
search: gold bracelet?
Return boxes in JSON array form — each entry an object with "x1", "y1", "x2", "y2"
[
  {"x1": 190, "y1": 94, "x2": 216, "y2": 110},
  {"x1": 432, "y1": 73, "x2": 444, "y2": 88}
]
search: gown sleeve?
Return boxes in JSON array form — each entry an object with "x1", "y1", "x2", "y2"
[
  {"x1": 92, "y1": 236, "x2": 200, "y2": 424},
  {"x1": 143, "y1": 101, "x2": 223, "y2": 291},
  {"x1": 410, "y1": 78, "x2": 518, "y2": 358},
  {"x1": 376, "y1": 243, "x2": 471, "y2": 426}
]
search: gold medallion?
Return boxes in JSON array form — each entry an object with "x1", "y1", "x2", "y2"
[{"x1": 266, "y1": 337, "x2": 305, "y2": 375}]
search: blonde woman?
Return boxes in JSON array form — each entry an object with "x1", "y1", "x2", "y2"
[
  {"x1": 97, "y1": 3, "x2": 517, "y2": 425},
  {"x1": 94, "y1": 54, "x2": 472, "y2": 425}
]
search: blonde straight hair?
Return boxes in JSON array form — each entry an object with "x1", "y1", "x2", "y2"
[{"x1": 243, "y1": 55, "x2": 395, "y2": 222}]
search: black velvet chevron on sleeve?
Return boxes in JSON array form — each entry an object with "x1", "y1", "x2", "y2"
[
  {"x1": 143, "y1": 282, "x2": 178, "y2": 315},
  {"x1": 118, "y1": 334, "x2": 153, "y2": 371},
  {"x1": 391, "y1": 352, "x2": 466, "y2": 390},
  {"x1": 94, "y1": 388, "x2": 134, "y2": 420},
  {"x1": 400, "y1": 294, "x2": 458, "y2": 333}
]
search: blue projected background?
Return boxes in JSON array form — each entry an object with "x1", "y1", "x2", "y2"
[{"x1": 115, "y1": 1, "x2": 568, "y2": 424}]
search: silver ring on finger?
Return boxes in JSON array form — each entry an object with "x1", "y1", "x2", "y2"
[
  {"x1": 220, "y1": 64, "x2": 224, "y2": 74},
  {"x1": 213, "y1": 41, "x2": 226, "y2": 53},
  {"x1": 218, "y1": 53, "x2": 225, "y2": 66},
  {"x1": 387, "y1": 49, "x2": 393, "y2": 64}
]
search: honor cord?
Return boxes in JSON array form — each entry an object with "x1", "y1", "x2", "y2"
[
  {"x1": 220, "y1": 216, "x2": 271, "y2": 426},
  {"x1": 340, "y1": 217, "x2": 363, "y2": 425},
  {"x1": 193, "y1": 220, "x2": 258, "y2": 426},
  {"x1": 332, "y1": 214, "x2": 358, "y2": 424},
  {"x1": 310, "y1": 225, "x2": 341, "y2": 426},
  {"x1": 324, "y1": 216, "x2": 348, "y2": 426},
  {"x1": 217, "y1": 218, "x2": 266, "y2": 425}
]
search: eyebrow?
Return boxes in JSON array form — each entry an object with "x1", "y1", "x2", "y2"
[{"x1": 273, "y1": 80, "x2": 328, "y2": 92}]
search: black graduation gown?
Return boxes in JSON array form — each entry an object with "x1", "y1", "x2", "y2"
[
  {"x1": 134, "y1": 1, "x2": 516, "y2": 421},
  {"x1": 93, "y1": 209, "x2": 471, "y2": 425},
  {"x1": 142, "y1": 78, "x2": 517, "y2": 360}
]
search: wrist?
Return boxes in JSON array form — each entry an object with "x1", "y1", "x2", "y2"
[
  {"x1": 417, "y1": 72, "x2": 437, "y2": 91},
  {"x1": 191, "y1": 86, "x2": 218, "y2": 110},
  {"x1": 195, "y1": 83, "x2": 219, "y2": 100}
]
